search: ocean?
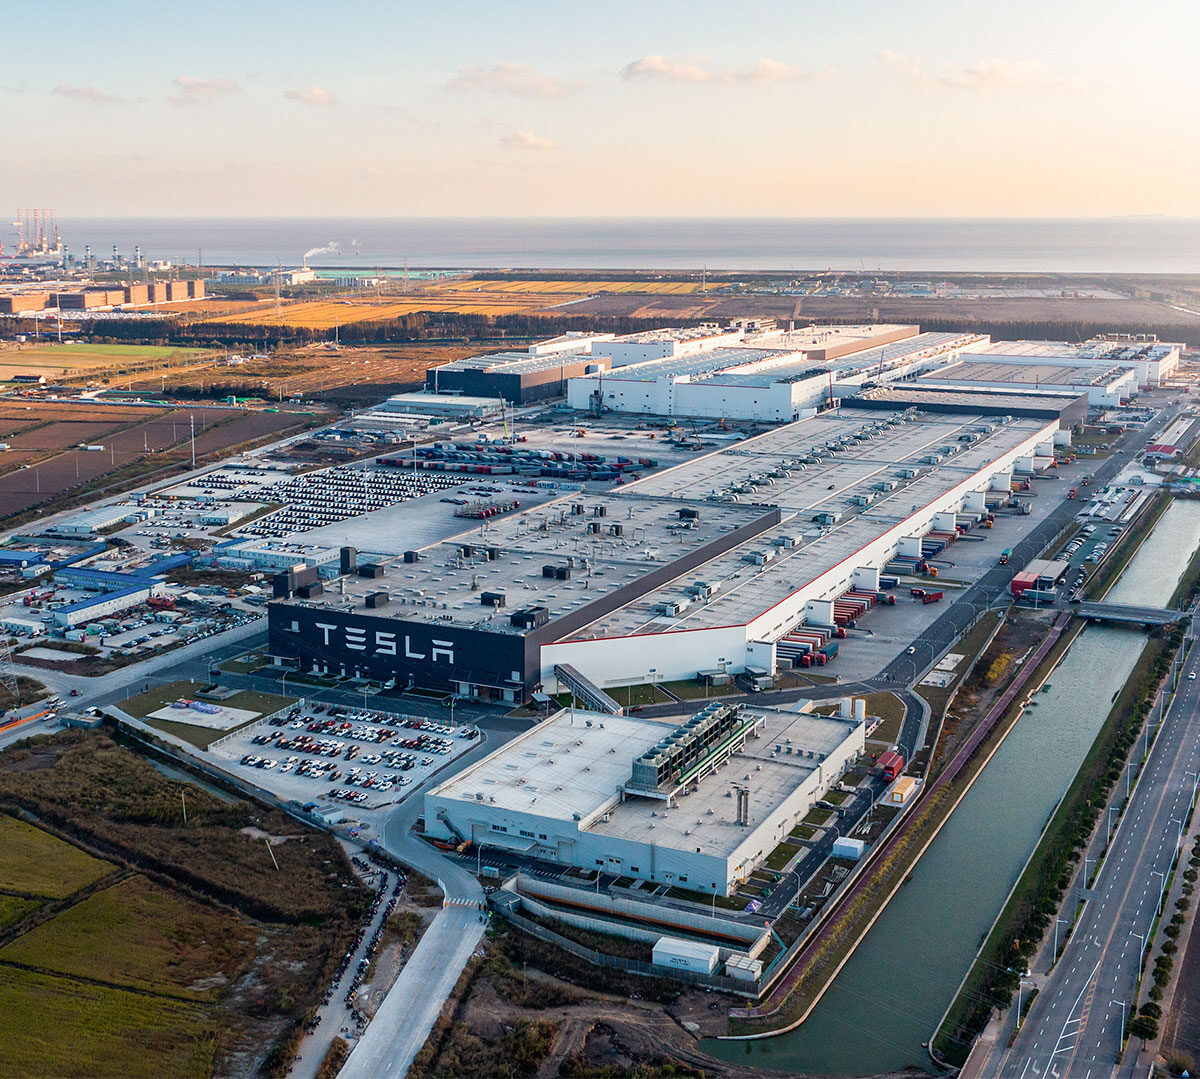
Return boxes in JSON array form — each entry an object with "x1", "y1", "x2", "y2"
[{"x1": 53, "y1": 217, "x2": 1200, "y2": 275}]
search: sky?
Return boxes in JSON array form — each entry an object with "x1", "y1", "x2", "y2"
[{"x1": 3, "y1": 0, "x2": 1199, "y2": 218}]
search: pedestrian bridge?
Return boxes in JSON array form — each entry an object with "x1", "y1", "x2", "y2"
[{"x1": 1074, "y1": 601, "x2": 1183, "y2": 626}]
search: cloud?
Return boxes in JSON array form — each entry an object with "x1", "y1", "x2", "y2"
[
  {"x1": 169, "y1": 75, "x2": 242, "y2": 106},
  {"x1": 447, "y1": 62, "x2": 574, "y2": 97},
  {"x1": 621, "y1": 55, "x2": 712, "y2": 83},
  {"x1": 621, "y1": 55, "x2": 830, "y2": 86},
  {"x1": 284, "y1": 84, "x2": 337, "y2": 107},
  {"x1": 53, "y1": 83, "x2": 118, "y2": 104},
  {"x1": 878, "y1": 50, "x2": 1076, "y2": 92},
  {"x1": 499, "y1": 129, "x2": 555, "y2": 151}
]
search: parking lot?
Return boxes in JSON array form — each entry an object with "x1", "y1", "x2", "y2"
[{"x1": 207, "y1": 701, "x2": 479, "y2": 815}]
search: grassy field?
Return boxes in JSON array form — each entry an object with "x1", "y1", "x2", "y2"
[
  {"x1": 0, "y1": 965, "x2": 216, "y2": 1078},
  {"x1": 0, "y1": 875, "x2": 258, "y2": 1000},
  {"x1": 123, "y1": 679, "x2": 293, "y2": 720},
  {"x1": 0, "y1": 342, "x2": 211, "y2": 382},
  {"x1": 0, "y1": 731, "x2": 370, "y2": 1076},
  {"x1": 0, "y1": 813, "x2": 113, "y2": 898},
  {"x1": 0, "y1": 895, "x2": 39, "y2": 930}
]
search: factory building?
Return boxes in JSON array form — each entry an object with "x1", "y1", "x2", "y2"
[
  {"x1": 917, "y1": 359, "x2": 1137, "y2": 406},
  {"x1": 378, "y1": 393, "x2": 504, "y2": 420},
  {"x1": 426, "y1": 700, "x2": 866, "y2": 895},
  {"x1": 566, "y1": 329, "x2": 982, "y2": 422},
  {"x1": 268, "y1": 398, "x2": 1065, "y2": 701},
  {"x1": 956, "y1": 337, "x2": 1182, "y2": 388}
]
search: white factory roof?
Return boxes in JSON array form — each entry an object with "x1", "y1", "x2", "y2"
[
  {"x1": 431, "y1": 703, "x2": 864, "y2": 860},
  {"x1": 965, "y1": 339, "x2": 1181, "y2": 364},
  {"x1": 277, "y1": 405, "x2": 1053, "y2": 638},
  {"x1": 563, "y1": 407, "x2": 1050, "y2": 638},
  {"x1": 925, "y1": 360, "x2": 1134, "y2": 389}
]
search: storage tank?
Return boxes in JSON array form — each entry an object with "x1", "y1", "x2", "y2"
[
  {"x1": 839, "y1": 696, "x2": 852, "y2": 718},
  {"x1": 853, "y1": 698, "x2": 866, "y2": 722}
]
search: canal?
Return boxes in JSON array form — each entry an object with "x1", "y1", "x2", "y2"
[{"x1": 704, "y1": 499, "x2": 1200, "y2": 1076}]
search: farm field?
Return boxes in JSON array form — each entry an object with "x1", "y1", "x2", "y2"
[
  {"x1": 0, "y1": 734, "x2": 370, "y2": 1076},
  {"x1": 0, "y1": 965, "x2": 216, "y2": 1079},
  {"x1": 205, "y1": 276, "x2": 724, "y2": 328},
  {"x1": 0, "y1": 813, "x2": 113, "y2": 899},
  {"x1": 0, "y1": 342, "x2": 213, "y2": 383},
  {"x1": 210, "y1": 296, "x2": 543, "y2": 326},
  {"x1": 131, "y1": 343, "x2": 475, "y2": 401},
  {"x1": 0, "y1": 875, "x2": 258, "y2": 1000},
  {"x1": 0, "y1": 401, "x2": 322, "y2": 520}
]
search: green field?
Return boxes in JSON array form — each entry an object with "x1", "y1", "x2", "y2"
[
  {"x1": 0, "y1": 965, "x2": 215, "y2": 1079},
  {"x1": 0, "y1": 895, "x2": 39, "y2": 930},
  {"x1": 0, "y1": 343, "x2": 212, "y2": 383},
  {"x1": 0, "y1": 814, "x2": 112, "y2": 899},
  {"x1": 0, "y1": 876, "x2": 257, "y2": 1000}
]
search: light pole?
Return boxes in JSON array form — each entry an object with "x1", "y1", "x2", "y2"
[
  {"x1": 1113, "y1": 998, "x2": 1127, "y2": 1041},
  {"x1": 1131, "y1": 929, "x2": 1145, "y2": 956},
  {"x1": 1053, "y1": 916, "x2": 1068, "y2": 961},
  {"x1": 1152, "y1": 869, "x2": 1166, "y2": 917},
  {"x1": 1017, "y1": 978, "x2": 1036, "y2": 1029},
  {"x1": 1107, "y1": 804, "x2": 1119, "y2": 848}
]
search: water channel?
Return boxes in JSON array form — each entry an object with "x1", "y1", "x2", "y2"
[{"x1": 703, "y1": 498, "x2": 1200, "y2": 1076}]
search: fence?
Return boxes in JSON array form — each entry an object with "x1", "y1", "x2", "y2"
[{"x1": 497, "y1": 906, "x2": 757, "y2": 997}]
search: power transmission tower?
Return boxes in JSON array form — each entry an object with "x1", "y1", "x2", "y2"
[{"x1": 0, "y1": 637, "x2": 22, "y2": 708}]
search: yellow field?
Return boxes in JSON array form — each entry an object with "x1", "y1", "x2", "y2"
[
  {"x1": 206, "y1": 275, "x2": 724, "y2": 329},
  {"x1": 427, "y1": 279, "x2": 720, "y2": 295},
  {"x1": 211, "y1": 297, "x2": 543, "y2": 328}
]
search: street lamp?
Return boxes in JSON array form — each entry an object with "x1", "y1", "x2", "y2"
[
  {"x1": 1131, "y1": 929, "x2": 1145, "y2": 956},
  {"x1": 1017, "y1": 978, "x2": 1037, "y2": 1028},
  {"x1": 1107, "y1": 805, "x2": 1119, "y2": 848},
  {"x1": 1113, "y1": 998, "x2": 1127, "y2": 1041},
  {"x1": 1053, "y1": 916, "x2": 1068, "y2": 960},
  {"x1": 1151, "y1": 869, "x2": 1167, "y2": 918}
]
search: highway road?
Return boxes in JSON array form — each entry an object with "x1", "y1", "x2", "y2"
[{"x1": 976, "y1": 612, "x2": 1200, "y2": 1078}]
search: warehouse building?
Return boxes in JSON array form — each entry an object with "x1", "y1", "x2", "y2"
[
  {"x1": 566, "y1": 329, "x2": 982, "y2": 422},
  {"x1": 847, "y1": 385, "x2": 1089, "y2": 427},
  {"x1": 268, "y1": 400, "x2": 1063, "y2": 700},
  {"x1": 955, "y1": 337, "x2": 1182, "y2": 388},
  {"x1": 378, "y1": 392, "x2": 504, "y2": 420},
  {"x1": 917, "y1": 358, "x2": 1137, "y2": 406},
  {"x1": 425, "y1": 700, "x2": 865, "y2": 895}
]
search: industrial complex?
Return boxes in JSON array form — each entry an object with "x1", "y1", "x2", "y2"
[
  {"x1": 268, "y1": 389, "x2": 1070, "y2": 703},
  {"x1": 426, "y1": 699, "x2": 867, "y2": 895}
]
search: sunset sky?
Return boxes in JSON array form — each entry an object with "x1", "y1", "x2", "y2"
[{"x1": 5, "y1": 0, "x2": 1199, "y2": 217}]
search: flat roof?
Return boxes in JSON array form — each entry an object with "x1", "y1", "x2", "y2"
[
  {"x1": 275, "y1": 488, "x2": 772, "y2": 634},
  {"x1": 273, "y1": 404, "x2": 1055, "y2": 638},
  {"x1": 966, "y1": 339, "x2": 1181, "y2": 364},
  {"x1": 432, "y1": 703, "x2": 863, "y2": 860},
  {"x1": 563, "y1": 407, "x2": 1050, "y2": 638},
  {"x1": 927, "y1": 360, "x2": 1133, "y2": 389}
]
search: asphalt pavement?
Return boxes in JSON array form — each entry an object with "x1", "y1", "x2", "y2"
[{"x1": 973, "y1": 612, "x2": 1200, "y2": 1078}]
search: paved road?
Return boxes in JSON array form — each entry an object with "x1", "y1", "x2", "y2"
[
  {"x1": 977, "y1": 612, "x2": 1200, "y2": 1078},
  {"x1": 338, "y1": 905, "x2": 484, "y2": 1079}
]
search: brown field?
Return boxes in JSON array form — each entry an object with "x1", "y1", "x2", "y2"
[
  {"x1": 564, "y1": 290, "x2": 1200, "y2": 337},
  {"x1": 204, "y1": 276, "x2": 724, "y2": 329},
  {"x1": 133, "y1": 343, "x2": 475, "y2": 401},
  {"x1": 0, "y1": 403, "x2": 322, "y2": 518}
]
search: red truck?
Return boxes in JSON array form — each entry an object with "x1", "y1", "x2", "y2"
[
  {"x1": 922, "y1": 590, "x2": 944, "y2": 604},
  {"x1": 877, "y1": 750, "x2": 904, "y2": 781}
]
